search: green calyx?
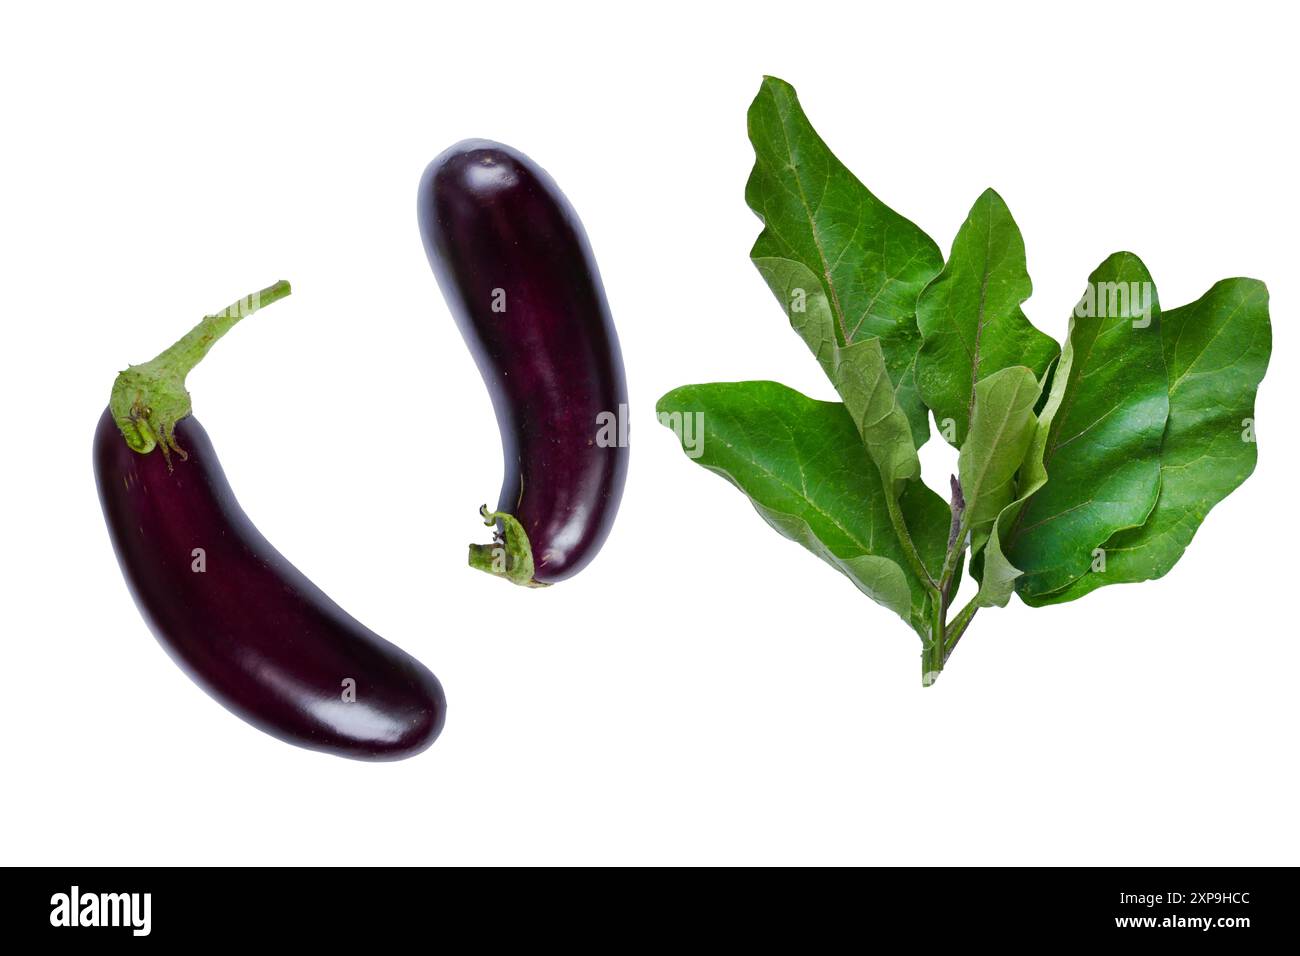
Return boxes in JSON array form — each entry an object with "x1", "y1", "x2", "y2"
[
  {"x1": 468, "y1": 507, "x2": 546, "y2": 587},
  {"x1": 109, "y1": 280, "x2": 292, "y2": 466}
]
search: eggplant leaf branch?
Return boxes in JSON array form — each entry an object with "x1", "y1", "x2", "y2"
[{"x1": 657, "y1": 75, "x2": 1272, "y2": 686}]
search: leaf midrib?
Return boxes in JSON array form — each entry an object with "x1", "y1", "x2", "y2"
[
  {"x1": 964, "y1": 206, "x2": 996, "y2": 432},
  {"x1": 771, "y1": 94, "x2": 852, "y2": 346}
]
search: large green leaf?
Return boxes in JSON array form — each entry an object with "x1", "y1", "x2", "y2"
[
  {"x1": 916, "y1": 189, "x2": 1059, "y2": 446},
  {"x1": 1038, "y1": 278, "x2": 1271, "y2": 603},
  {"x1": 656, "y1": 382, "x2": 949, "y2": 635},
  {"x1": 1001, "y1": 252, "x2": 1170, "y2": 601},
  {"x1": 973, "y1": 363, "x2": 1061, "y2": 608},
  {"x1": 752, "y1": 257, "x2": 919, "y2": 492},
  {"x1": 746, "y1": 76, "x2": 943, "y2": 448},
  {"x1": 957, "y1": 366, "x2": 1041, "y2": 556}
]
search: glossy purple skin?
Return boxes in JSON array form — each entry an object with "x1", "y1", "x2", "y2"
[
  {"x1": 418, "y1": 140, "x2": 628, "y2": 583},
  {"x1": 94, "y1": 409, "x2": 446, "y2": 760}
]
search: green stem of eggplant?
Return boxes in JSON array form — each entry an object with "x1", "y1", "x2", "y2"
[
  {"x1": 469, "y1": 507, "x2": 546, "y2": 587},
  {"x1": 109, "y1": 281, "x2": 291, "y2": 460}
]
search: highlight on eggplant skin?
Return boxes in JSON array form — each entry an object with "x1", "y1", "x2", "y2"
[
  {"x1": 418, "y1": 139, "x2": 628, "y2": 586},
  {"x1": 95, "y1": 283, "x2": 445, "y2": 760}
]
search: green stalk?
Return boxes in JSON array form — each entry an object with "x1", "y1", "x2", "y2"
[
  {"x1": 109, "y1": 281, "x2": 292, "y2": 464},
  {"x1": 919, "y1": 481, "x2": 976, "y2": 686},
  {"x1": 884, "y1": 492, "x2": 939, "y2": 590},
  {"x1": 874, "y1": 467, "x2": 952, "y2": 686},
  {"x1": 943, "y1": 597, "x2": 979, "y2": 659},
  {"x1": 922, "y1": 595, "x2": 945, "y2": 686},
  {"x1": 937, "y1": 514, "x2": 970, "y2": 605}
]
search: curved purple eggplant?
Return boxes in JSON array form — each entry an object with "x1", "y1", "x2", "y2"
[
  {"x1": 418, "y1": 140, "x2": 628, "y2": 585},
  {"x1": 95, "y1": 283, "x2": 445, "y2": 760}
]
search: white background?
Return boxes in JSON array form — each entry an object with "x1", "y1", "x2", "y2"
[{"x1": 2, "y1": 1, "x2": 1296, "y2": 866}]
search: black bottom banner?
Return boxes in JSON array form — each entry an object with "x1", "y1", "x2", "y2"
[{"x1": 3, "y1": 866, "x2": 1290, "y2": 945}]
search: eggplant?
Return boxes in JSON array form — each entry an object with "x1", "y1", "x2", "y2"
[
  {"x1": 95, "y1": 282, "x2": 445, "y2": 760},
  {"x1": 418, "y1": 140, "x2": 628, "y2": 585}
]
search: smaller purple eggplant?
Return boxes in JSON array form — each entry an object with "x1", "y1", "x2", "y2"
[
  {"x1": 95, "y1": 282, "x2": 445, "y2": 760},
  {"x1": 418, "y1": 140, "x2": 628, "y2": 586}
]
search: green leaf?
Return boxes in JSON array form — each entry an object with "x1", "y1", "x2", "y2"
[
  {"x1": 746, "y1": 75, "x2": 943, "y2": 448},
  {"x1": 752, "y1": 257, "x2": 919, "y2": 492},
  {"x1": 916, "y1": 189, "x2": 1059, "y2": 447},
  {"x1": 973, "y1": 363, "x2": 1060, "y2": 608},
  {"x1": 1000, "y1": 252, "x2": 1170, "y2": 601},
  {"x1": 975, "y1": 516, "x2": 1024, "y2": 609},
  {"x1": 957, "y1": 366, "x2": 1041, "y2": 556},
  {"x1": 656, "y1": 381, "x2": 949, "y2": 635},
  {"x1": 1038, "y1": 278, "x2": 1271, "y2": 603}
]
